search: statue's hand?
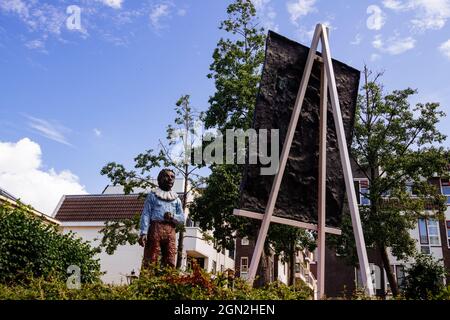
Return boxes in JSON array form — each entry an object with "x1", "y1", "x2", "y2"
[
  {"x1": 164, "y1": 212, "x2": 177, "y2": 226},
  {"x1": 138, "y1": 234, "x2": 147, "y2": 247}
]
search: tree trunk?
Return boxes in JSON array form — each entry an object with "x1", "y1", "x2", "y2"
[
  {"x1": 254, "y1": 246, "x2": 272, "y2": 288},
  {"x1": 274, "y1": 254, "x2": 279, "y2": 281},
  {"x1": 379, "y1": 244, "x2": 399, "y2": 297},
  {"x1": 288, "y1": 249, "x2": 295, "y2": 286}
]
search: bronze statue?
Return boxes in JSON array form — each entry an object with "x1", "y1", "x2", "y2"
[{"x1": 139, "y1": 169, "x2": 185, "y2": 268}]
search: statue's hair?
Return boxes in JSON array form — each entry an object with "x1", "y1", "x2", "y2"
[{"x1": 157, "y1": 168, "x2": 175, "y2": 186}]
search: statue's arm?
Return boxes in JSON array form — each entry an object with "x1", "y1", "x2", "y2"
[
  {"x1": 174, "y1": 199, "x2": 185, "y2": 225},
  {"x1": 139, "y1": 193, "x2": 154, "y2": 236}
]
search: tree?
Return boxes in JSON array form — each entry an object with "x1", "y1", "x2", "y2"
[
  {"x1": 204, "y1": 0, "x2": 265, "y2": 132},
  {"x1": 329, "y1": 67, "x2": 448, "y2": 297},
  {"x1": 268, "y1": 225, "x2": 316, "y2": 286},
  {"x1": 189, "y1": 0, "x2": 268, "y2": 280},
  {"x1": 0, "y1": 202, "x2": 101, "y2": 284},
  {"x1": 190, "y1": 0, "x2": 317, "y2": 287},
  {"x1": 100, "y1": 95, "x2": 204, "y2": 269},
  {"x1": 403, "y1": 254, "x2": 447, "y2": 299}
]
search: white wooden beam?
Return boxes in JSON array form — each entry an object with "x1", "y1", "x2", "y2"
[
  {"x1": 233, "y1": 209, "x2": 342, "y2": 235},
  {"x1": 320, "y1": 24, "x2": 375, "y2": 296},
  {"x1": 317, "y1": 54, "x2": 328, "y2": 299}
]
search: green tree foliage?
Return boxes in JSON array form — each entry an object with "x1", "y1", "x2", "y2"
[
  {"x1": 191, "y1": 0, "x2": 318, "y2": 286},
  {"x1": 0, "y1": 202, "x2": 101, "y2": 284},
  {"x1": 189, "y1": 164, "x2": 248, "y2": 251},
  {"x1": 328, "y1": 67, "x2": 448, "y2": 297},
  {"x1": 403, "y1": 254, "x2": 447, "y2": 299},
  {"x1": 268, "y1": 225, "x2": 316, "y2": 286},
  {"x1": 205, "y1": 0, "x2": 266, "y2": 132},
  {"x1": 189, "y1": 0, "x2": 266, "y2": 277},
  {"x1": 191, "y1": 0, "x2": 265, "y2": 245}
]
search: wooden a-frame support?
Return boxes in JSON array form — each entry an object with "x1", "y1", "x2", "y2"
[{"x1": 233, "y1": 24, "x2": 375, "y2": 299}]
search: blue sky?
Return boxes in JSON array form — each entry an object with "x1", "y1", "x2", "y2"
[{"x1": 0, "y1": 0, "x2": 449, "y2": 215}]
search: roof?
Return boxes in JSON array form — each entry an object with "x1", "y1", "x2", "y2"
[
  {"x1": 54, "y1": 194, "x2": 145, "y2": 222},
  {"x1": 0, "y1": 186, "x2": 60, "y2": 225},
  {"x1": 0, "y1": 187, "x2": 18, "y2": 202},
  {"x1": 102, "y1": 179, "x2": 187, "y2": 195}
]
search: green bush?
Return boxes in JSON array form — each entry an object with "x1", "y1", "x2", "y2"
[
  {"x1": 431, "y1": 285, "x2": 450, "y2": 300},
  {"x1": 0, "y1": 263, "x2": 313, "y2": 300},
  {"x1": 0, "y1": 202, "x2": 101, "y2": 284},
  {"x1": 403, "y1": 253, "x2": 447, "y2": 300}
]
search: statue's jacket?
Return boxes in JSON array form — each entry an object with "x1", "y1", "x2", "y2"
[{"x1": 139, "y1": 188, "x2": 185, "y2": 236}]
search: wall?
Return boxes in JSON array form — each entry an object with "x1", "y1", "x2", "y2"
[
  {"x1": 62, "y1": 225, "x2": 143, "y2": 285},
  {"x1": 62, "y1": 223, "x2": 234, "y2": 284}
]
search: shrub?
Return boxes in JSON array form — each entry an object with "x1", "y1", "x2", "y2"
[
  {"x1": 0, "y1": 202, "x2": 101, "y2": 284},
  {"x1": 0, "y1": 262, "x2": 313, "y2": 300},
  {"x1": 431, "y1": 285, "x2": 450, "y2": 300},
  {"x1": 403, "y1": 253, "x2": 447, "y2": 300}
]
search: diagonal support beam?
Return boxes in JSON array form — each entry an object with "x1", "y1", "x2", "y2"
[{"x1": 320, "y1": 25, "x2": 375, "y2": 296}]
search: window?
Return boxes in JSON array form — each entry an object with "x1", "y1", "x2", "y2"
[
  {"x1": 386, "y1": 265, "x2": 406, "y2": 292},
  {"x1": 447, "y1": 221, "x2": 450, "y2": 248},
  {"x1": 212, "y1": 260, "x2": 217, "y2": 274},
  {"x1": 241, "y1": 237, "x2": 249, "y2": 246},
  {"x1": 240, "y1": 257, "x2": 249, "y2": 273},
  {"x1": 355, "y1": 264, "x2": 379, "y2": 289},
  {"x1": 405, "y1": 182, "x2": 417, "y2": 196},
  {"x1": 354, "y1": 179, "x2": 370, "y2": 205},
  {"x1": 442, "y1": 179, "x2": 450, "y2": 205},
  {"x1": 228, "y1": 247, "x2": 235, "y2": 259},
  {"x1": 186, "y1": 218, "x2": 200, "y2": 228},
  {"x1": 220, "y1": 265, "x2": 224, "y2": 273},
  {"x1": 428, "y1": 220, "x2": 440, "y2": 245},
  {"x1": 421, "y1": 246, "x2": 431, "y2": 255},
  {"x1": 418, "y1": 219, "x2": 429, "y2": 245},
  {"x1": 418, "y1": 218, "x2": 440, "y2": 254}
]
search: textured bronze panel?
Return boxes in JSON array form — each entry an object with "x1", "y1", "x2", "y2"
[{"x1": 239, "y1": 31, "x2": 360, "y2": 228}]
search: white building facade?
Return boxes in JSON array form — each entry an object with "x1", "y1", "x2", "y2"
[{"x1": 53, "y1": 180, "x2": 234, "y2": 285}]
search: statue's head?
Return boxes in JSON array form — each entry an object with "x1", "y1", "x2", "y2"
[{"x1": 157, "y1": 168, "x2": 175, "y2": 191}]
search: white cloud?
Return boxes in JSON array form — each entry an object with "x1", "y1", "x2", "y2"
[
  {"x1": 26, "y1": 116, "x2": 72, "y2": 146},
  {"x1": 25, "y1": 39, "x2": 46, "y2": 51},
  {"x1": 410, "y1": 0, "x2": 450, "y2": 31},
  {"x1": 0, "y1": 0, "x2": 28, "y2": 17},
  {"x1": 439, "y1": 39, "x2": 450, "y2": 59},
  {"x1": 382, "y1": 0, "x2": 450, "y2": 31},
  {"x1": 149, "y1": 3, "x2": 171, "y2": 30},
  {"x1": 366, "y1": 5, "x2": 386, "y2": 30},
  {"x1": 295, "y1": 21, "x2": 334, "y2": 43},
  {"x1": 287, "y1": 0, "x2": 317, "y2": 26},
  {"x1": 0, "y1": 0, "x2": 67, "y2": 50},
  {"x1": 370, "y1": 53, "x2": 381, "y2": 61},
  {"x1": 372, "y1": 34, "x2": 416, "y2": 55},
  {"x1": 295, "y1": 25, "x2": 315, "y2": 43},
  {"x1": 252, "y1": 0, "x2": 269, "y2": 11},
  {"x1": 351, "y1": 33, "x2": 363, "y2": 45},
  {"x1": 177, "y1": 8, "x2": 186, "y2": 16},
  {"x1": 0, "y1": 138, "x2": 87, "y2": 215},
  {"x1": 382, "y1": 0, "x2": 407, "y2": 10},
  {"x1": 93, "y1": 128, "x2": 102, "y2": 137},
  {"x1": 100, "y1": 0, "x2": 124, "y2": 9}
]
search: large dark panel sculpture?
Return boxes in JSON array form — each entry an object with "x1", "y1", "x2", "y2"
[{"x1": 239, "y1": 31, "x2": 360, "y2": 228}]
